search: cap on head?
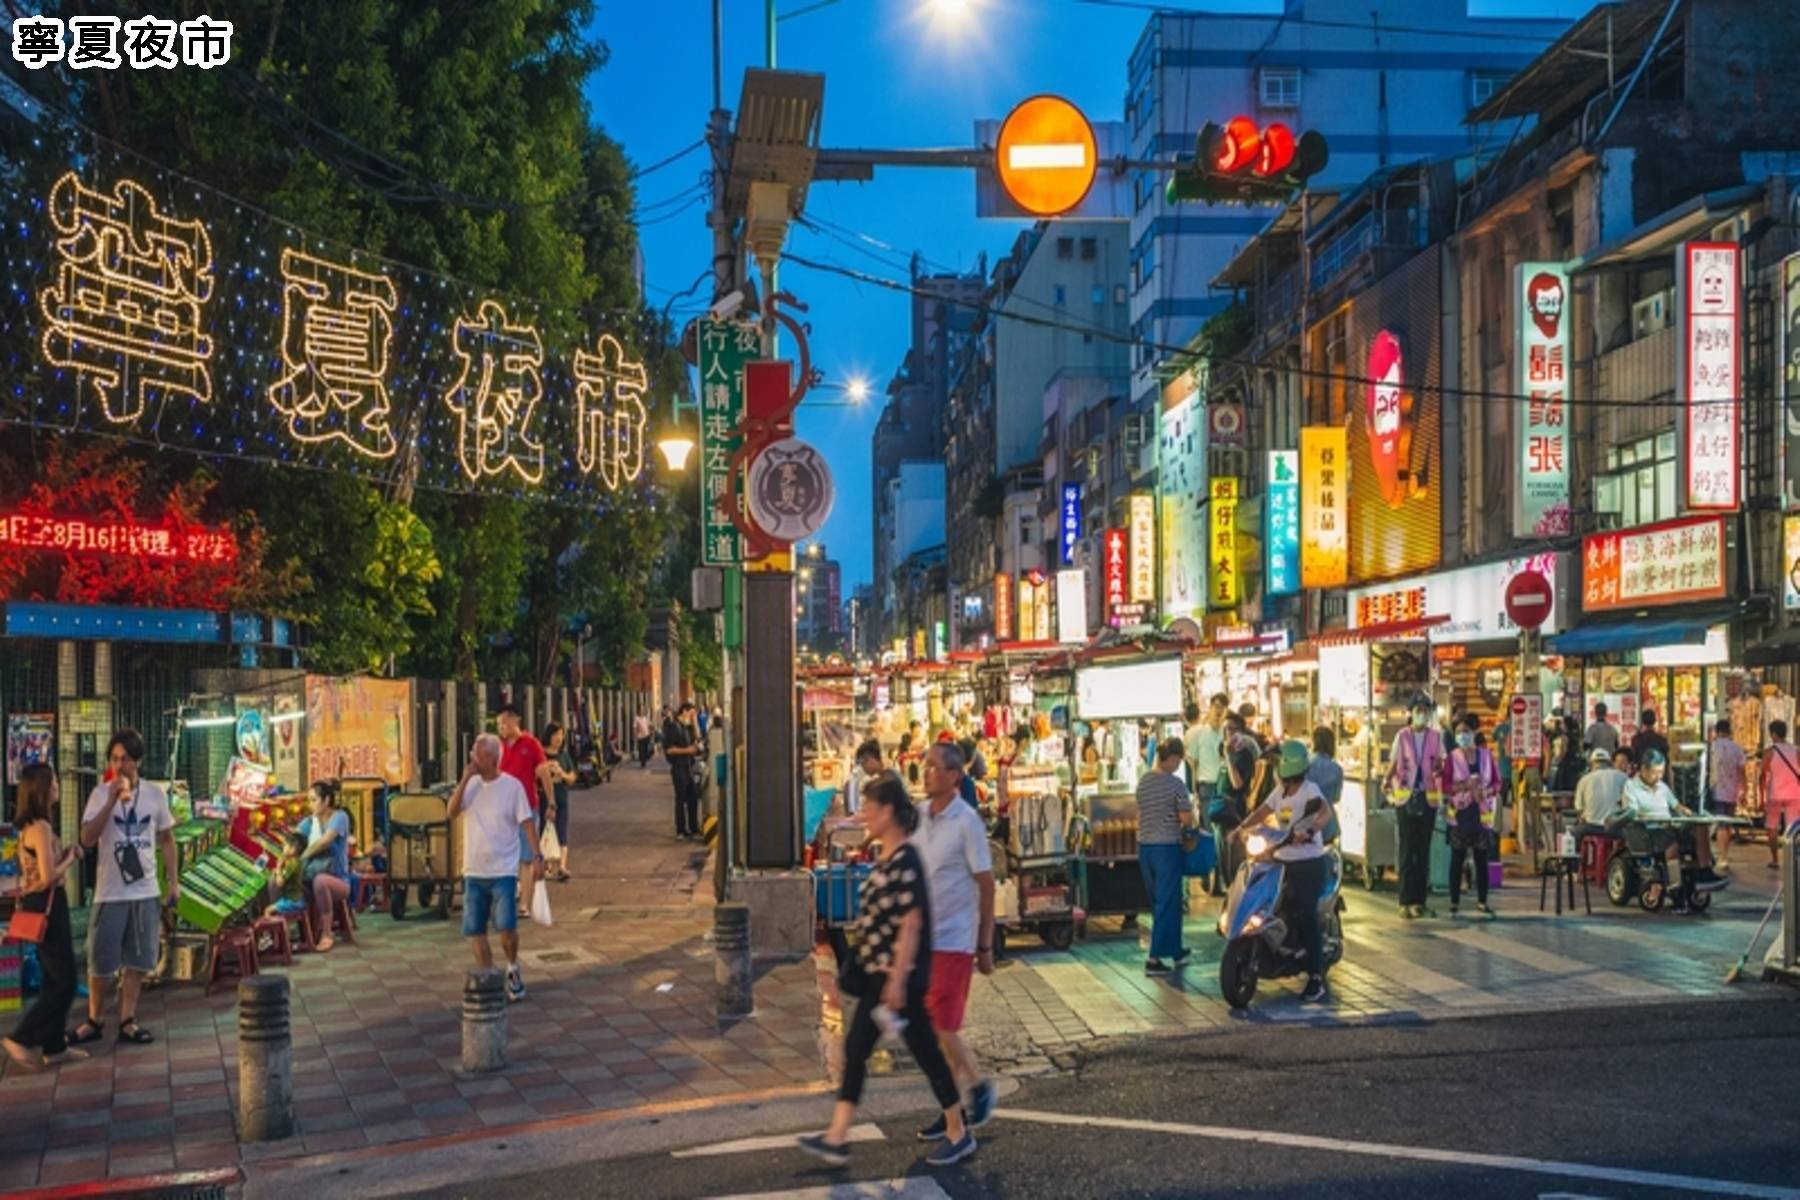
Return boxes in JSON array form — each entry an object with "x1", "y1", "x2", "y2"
[
  {"x1": 1589, "y1": 747, "x2": 1612, "y2": 765},
  {"x1": 1277, "y1": 739, "x2": 1310, "y2": 780}
]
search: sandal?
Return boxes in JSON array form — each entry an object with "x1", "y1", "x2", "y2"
[
  {"x1": 65, "y1": 1020, "x2": 105, "y2": 1046},
  {"x1": 117, "y1": 1019, "x2": 155, "y2": 1045}
]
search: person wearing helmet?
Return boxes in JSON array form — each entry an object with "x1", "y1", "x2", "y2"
[{"x1": 1240, "y1": 740, "x2": 1336, "y2": 1003}]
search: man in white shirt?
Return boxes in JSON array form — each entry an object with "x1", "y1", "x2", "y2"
[
  {"x1": 68, "y1": 728, "x2": 177, "y2": 1048},
  {"x1": 449, "y1": 734, "x2": 543, "y2": 1002},
  {"x1": 1573, "y1": 748, "x2": 1629, "y2": 833},
  {"x1": 915, "y1": 743, "x2": 998, "y2": 1139}
]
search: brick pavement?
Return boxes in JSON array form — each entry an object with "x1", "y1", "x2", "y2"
[{"x1": 0, "y1": 763, "x2": 1790, "y2": 1190}]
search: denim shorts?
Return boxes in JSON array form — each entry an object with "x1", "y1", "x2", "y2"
[{"x1": 462, "y1": 876, "x2": 518, "y2": 937}]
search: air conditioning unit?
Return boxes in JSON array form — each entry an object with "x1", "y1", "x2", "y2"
[{"x1": 1632, "y1": 291, "x2": 1670, "y2": 341}]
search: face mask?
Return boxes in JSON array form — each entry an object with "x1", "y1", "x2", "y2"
[
  {"x1": 1457, "y1": 732, "x2": 1475, "y2": 750},
  {"x1": 1411, "y1": 713, "x2": 1429, "y2": 729}
]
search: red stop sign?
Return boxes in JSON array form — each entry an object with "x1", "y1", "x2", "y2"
[{"x1": 1504, "y1": 569, "x2": 1553, "y2": 631}]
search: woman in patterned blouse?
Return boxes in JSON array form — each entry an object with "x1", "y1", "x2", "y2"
[{"x1": 799, "y1": 776, "x2": 974, "y2": 1169}]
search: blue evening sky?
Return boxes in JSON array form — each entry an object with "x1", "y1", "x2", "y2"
[{"x1": 586, "y1": 0, "x2": 1597, "y2": 591}]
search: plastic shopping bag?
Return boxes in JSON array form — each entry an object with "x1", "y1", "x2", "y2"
[
  {"x1": 530, "y1": 879, "x2": 554, "y2": 927},
  {"x1": 540, "y1": 824, "x2": 563, "y2": 862}
]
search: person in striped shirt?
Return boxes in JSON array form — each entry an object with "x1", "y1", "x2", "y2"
[{"x1": 1137, "y1": 737, "x2": 1198, "y2": 976}]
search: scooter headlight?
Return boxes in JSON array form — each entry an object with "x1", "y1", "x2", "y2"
[{"x1": 1245, "y1": 833, "x2": 1269, "y2": 857}]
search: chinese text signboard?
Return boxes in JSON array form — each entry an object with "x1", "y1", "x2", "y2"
[
  {"x1": 304, "y1": 675, "x2": 413, "y2": 787},
  {"x1": 1018, "y1": 572, "x2": 1050, "y2": 641},
  {"x1": 1782, "y1": 253, "x2": 1800, "y2": 509},
  {"x1": 1353, "y1": 585, "x2": 1426, "y2": 629},
  {"x1": 1102, "y1": 528, "x2": 1128, "y2": 625},
  {"x1": 1680, "y1": 242, "x2": 1740, "y2": 511},
  {"x1": 1300, "y1": 426, "x2": 1348, "y2": 587},
  {"x1": 1209, "y1": 477, "x2": 1239, "y2": 610},
  {"x1": 1060, "y1": 483, "x2": 1082, "y2": 565},
  {"x1": 1266, "y1": 450, "x2": 1299, "y2": 596},
  {"x1": 698, "y1": 319, "x2": 758, "y2": 565},
  {"x1": 1128, "y1": 493, "x2": 1155, "y2": 604},
  {"x1": 994, "y1": 571, "x2": 1013, "y2": 639},
  {"x1": 1580, "y1": 515, "x2": 1726, "y2": 613},
  {"x1": 1787, "y1": 517, "x2": 1800, "y2": 611},
  {"x1": 1514, "y1": 263, "x2": 1570, "y2": 536},
  {"x1": 1157, "y1": 386, "x2": 1208, "y2": 624}
]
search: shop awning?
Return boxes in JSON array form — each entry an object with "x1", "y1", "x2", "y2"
[
  {"x1": 1745, "y1": 627, "x2": 1800, "y2": 668},
  {"x1": 1546, "y1": 613, "x2": 1720, "y2": 656},
  {"x1": 1315, "y1": 615, "x2": 1449, "y2": 646}
]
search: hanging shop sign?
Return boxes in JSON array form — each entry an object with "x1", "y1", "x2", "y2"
[
  {"x1": 1347, "y1": 554, "x2": 1564, "y2": 643},
  {"x1": 1055, "y1": 567, "x2": 1088, "y2": 644},
  {"x1": 1580, "y1": 515, "x2": 1726, "y2": 613},
  {"x1": 1508, "y1": 695, "x2": 1544, "y2": 760},
  {"x1": 1060, "y1": 482, "x2": 1082, "y2": 565},
  {"x1": 304, "y1": 675, "x2": 413, "y2": 786},
  {"x1": 745, "y1": 438, "x2": 835, "y2": 543},
  {"x1": 1018, "y1": 570, "x2": 1050, "y2": 641},
  {"x1": 698, "y1": 319, "x2": 759, "y2": 565},
  {"x1": 1128, "y1": 493, "x2": 1156, "y2": 603},
  {"x1": 1158, "y1": 391, "x2": 1208, "y2": 624},
  {"x1": 1209, "y1": 477, "x2": 1239, "y2": 610},
  {"x1": 994, "y1": 571, "x2": 1014, "y2": 639},
  {"x1": 1299, "y1": 425, "x2": 1348, "y2": 588},
  {"x1": 1782, "y1": 253, "x2": 1800, "y2": 510},
  {"x1": 1678, "y1": 242, "x2": 1741, "y2": 511},
  {"x1": 931, "y1": 620, "x2": 947, "y2": 663},
  {"x1": 1786, "y1": 516, "x2": 1800, "y2": 611},
  {"x1": 1102, "y1": 527, "x2": 1129, "y2": 624},
  {"x1": 1266, "y1": 450, "x2": 1300, "y2": 596},
  {"x1": 1208, "y1": 401, "x2": 1245, "y2": 447},
  {"x1": 1514, "y1": 263, "x2": 1571, "y2": 537}
]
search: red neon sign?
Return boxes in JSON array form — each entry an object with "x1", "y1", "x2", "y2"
[{"x1": 0, "y1": 513, "x2": 238, "y2": 563}]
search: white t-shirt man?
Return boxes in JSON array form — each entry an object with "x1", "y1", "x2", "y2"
[
  {"x1": 84, "y1": 780, "x2": 174, "y2": 903},
  {"x1": 459, "y1": 773, "x2": 533, "y2": 879},
  {"x1": 914, "y1": 796, "x2": 993, "y2": 954},
  {"x1": 1265, "y1": 780, "x2": 1329, "y2": 863}
]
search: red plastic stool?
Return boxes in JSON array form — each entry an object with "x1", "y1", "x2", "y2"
[
  {"x1": 250, "y1": 914, "x2": 294, "y2": 967},
  {"x1": 1579, "y1": 833, "x2": 1620, "y2": 889},
  {"x1": 353, "y1": 870, "x2": 389, "y2": 913},
  {"x1": 207, "y1": 927, "x2": 259, "y2": 994},
  {"x1": 329, "y1": 895, "x2": 357, "y2": 945}
]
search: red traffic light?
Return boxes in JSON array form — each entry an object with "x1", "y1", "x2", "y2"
[
  {"x1": 1254, "y1": 123, "x2": 1296, "y2": 177},
  {"x1": 1213, "y1": 116, "x2": 1261, "y2": 173}
]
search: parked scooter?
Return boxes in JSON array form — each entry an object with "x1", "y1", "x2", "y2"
[{"x1": 1217, "y1": 823, "x2": 1345, "y2": 1010}]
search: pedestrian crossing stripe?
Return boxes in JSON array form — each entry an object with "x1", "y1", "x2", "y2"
[
  {"x1": 674, "y1": 1124, "x2": 884, "y2": 1159},
  {"x1": 701, "y1": 1180, "x2": 950, "y2": 1199}
]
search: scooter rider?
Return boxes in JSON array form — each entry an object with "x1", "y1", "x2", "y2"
[{"x1": 1238, "y1": 740, "x2": 1337, "y2": 1004}]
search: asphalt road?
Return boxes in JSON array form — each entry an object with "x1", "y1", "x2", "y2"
[{"x1": 374, "y1": 996, "x2": 1800, "y2": 1200}]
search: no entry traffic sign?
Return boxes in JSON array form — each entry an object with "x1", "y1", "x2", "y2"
[
  {"x1": 1504, "y1": 568, "x2": 1553, "y2": 631},
  {"x1": 995, "y1": 94, "x2": 1097, "y2": 217}
]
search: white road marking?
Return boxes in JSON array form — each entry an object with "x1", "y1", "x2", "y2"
[
  {"x1": 996, "y1": 1108, "x2": 1800, "y2": 1199},
  {"x1": 1006, "y1": 143, "x2": 1087, "y2": 170},
  {"x1": 1430, "y1": 927, "x2": 1679, "y2": 998},
  {"x1": 702, "y1": 1180, "x2": 950, "y2": 1200},
  {"x1": 674, "y1": 1124, "x2": 884, "y2": 1159}
]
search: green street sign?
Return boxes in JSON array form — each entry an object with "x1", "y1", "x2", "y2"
[{"x1": 698, "y1": 319, "x2": 759, "y2": 566}]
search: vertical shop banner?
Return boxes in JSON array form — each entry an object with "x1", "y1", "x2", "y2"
[
  {"x1": 1785, "y1": 516, "x2": 1800, "y2": 611},
  {"x1": 1055, "y1": 568, "x2": 1089, "y2": 643},
  {"x1": 5, "y1": 713, "x2": 54, "y2": 785},
  {"x1": 698, "y1": 319, "x2": 758, "y2": 565},
  {"x1": 1266, "y1": 450, "x2": 1300, "y2": 596},
  {"x1": 1678, "y1": 242, "x2": 1741, "y2": 511},
  {"x1": 1158, "y1": 389, "x2": 1208, "y2": 624},
  {"x1": 931, "y1": 620, "x2": 947, "y2": 662},
  {"x1": 1060, "y1": 483, "x2": 1083, "y2": 565},
  {"x1": 269, "y1": 693, "x2": 304, "y2": 793},
  {"x1": 1782, "y1": 253, "x2": 1800, "y2": 509},
  {"x1": 993, "y1": 571, "x2": 1014, "y2": 639},
  {"x1": 1209, "y1": 478, "x2": 1239, "y2": 610},
  {"x1": 1102, "y1": 528, "x2": 1128, "y2": 624},
  {"x1": 1514, "y1": 263, "x2": 1571, "y2": 536},
  {"x1": 1580, "y1": 515, "x2": 1726, "y2": 612},
  {"x1": 1299, "y1": 426, "x2": 1348, "y2": 587},
  {"x1": 1018, "y1": 571, "x2": 1050, "y2": 641},
  {"x1": 1128, "y1": 493, "x2": 1156, "y2": 603},
  {"x1": 304, "y1": 675, "x2": 413, "y2": 786}
]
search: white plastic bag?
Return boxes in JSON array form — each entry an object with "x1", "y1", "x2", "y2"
[
  {"x1": 530, "y1": 878, "x2": 554, "y2": 927},
  {"x1": 540, "y1": 824, "x2": 563, "y2": 862}
]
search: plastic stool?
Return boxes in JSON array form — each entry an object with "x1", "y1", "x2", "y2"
[
  {"x1": 353, "y1": 870, "x2": 389, "y2": 913},
  {"x1": 250, "y1": 915, "x2": 293, "y2": 967},
  {"x1": 207, "y1": 927, "x2": 259, "y2": 994},
  {"x1": 329, "y1": 895, "x2": 357, "y2": 944}
]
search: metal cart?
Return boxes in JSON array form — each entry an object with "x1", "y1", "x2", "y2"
[{"x1": 385, "y1": 791, "x2": 457, "y2": 920}]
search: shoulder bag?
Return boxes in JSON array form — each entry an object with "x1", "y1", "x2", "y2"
[{"x1": 5, "y1": 888, "x2": 51, "y2": 944}]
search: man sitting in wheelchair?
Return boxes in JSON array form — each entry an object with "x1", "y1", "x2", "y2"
[{"x1": 1618, "y1": 750, "x2": 1725, "y2": 903}]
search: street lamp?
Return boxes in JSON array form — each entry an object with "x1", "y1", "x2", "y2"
[{"x1": 656, "y1": 419, "x2": 697, "y2": 472}]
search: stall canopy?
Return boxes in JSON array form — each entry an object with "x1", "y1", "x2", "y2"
[
  {"x1": 1745, "y1": 627, "x2": 1800, "y2": 668},
  {"x1": 1546, "y1": 608, "x2": 1734, "y2": 656}
]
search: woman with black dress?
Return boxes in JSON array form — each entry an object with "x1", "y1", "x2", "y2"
[{"x1": 799, "y1": 776, "x2": 974, "y2": 1169}]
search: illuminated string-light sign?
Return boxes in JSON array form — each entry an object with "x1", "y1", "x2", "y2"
[
  {"x1": 269, "y1": 249, "x2": 400, "y2": 459},
  {"x1": 445, "y1": 300, "x2": 546, "y2": 485},
  {"x1": 38, "y1": 171, "x2": 215, "y2": 426},
  {"x1": 573, "y1": 332, "x2": 648, "y2": 490},
  {"x1": 0, "y1": 512, "x2": 237, "y2": 563}
]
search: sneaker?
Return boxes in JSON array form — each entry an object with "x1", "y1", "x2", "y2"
[
  {"x1": 967, "y1": 1079, "x2": 996, "y2": 1130},
  {"x1": 1476, "y1": 903, "x2": 1496, "y2": 918},
  {"x1": 1301, "y1": 976, "x2": 1329, "y2": 1004},
  {"x1": 1399, "y1": 905, "x2": 1418, "y2": 920},
  {"x1": 1172, "y1": 947, "x2": 1192, "y2": 966},
  {"x1": 1447, "y1": 906, "x2": 1460, "y2": 918},
  {"x1": 917, "y1": 1110, "x2": 965, "y2": 1141},
  {"x1": 926, "y1": 1131, "x2": 977, "y2": 1167},
  {"x1": 1145, "y1": 958, "x2": 1173, "y2": 976},
  {"x1": 797, "y1": 1133, "x2": 850, "y2": 1167},
  {"x1": 505, "y1": 965, "x2": 526, "y2": 1003},
  {"x1": 1418, "y1": 905, "x2": 1438, "y2": 919}
]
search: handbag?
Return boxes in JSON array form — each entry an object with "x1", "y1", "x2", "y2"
[
  {"x1": 303, "y1": 855, "x2": 333, "y2": 884},
  {"x1": 5, "y1": 890, "x2": 51, "y2": 944},
  {"x1": 836, "y1": 951, "x2": 870, "y2": 998}
]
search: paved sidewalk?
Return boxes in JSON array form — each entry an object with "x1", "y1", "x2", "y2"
[{"x1": 0, "y1": 764, "x2": 1792, "y2": 1191}]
